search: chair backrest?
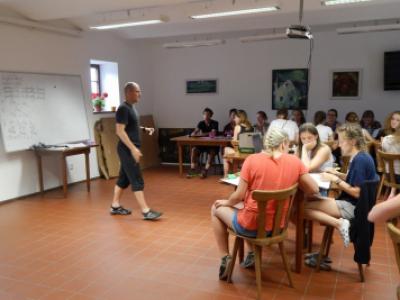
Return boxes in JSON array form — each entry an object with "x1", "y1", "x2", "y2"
[
  {"x1": 366, "y1": 141, "x2": 375, "y2": 154},
  {"x1": 388, "y1": 218, "x2": 400, "y2": 276},
  {"x1": 377, "y1": 150, "x2": 400, "y2": 190},
  {"x1": 374, "y1": 143, "x2": 383, "y2": 173},
  {"x1": 238, "y1": 132, "x2": 262, "y2": 154},
  {"x1": 252, "y1": 184, "x2": 298, "y2": 239}
]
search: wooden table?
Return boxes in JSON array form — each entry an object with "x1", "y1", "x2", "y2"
[
  {"x1": 34, "y1": 144, "x2": 98, "y2": 197},
  {"x1": 171, "y1": 136, "x2": 232, "y2": 175},
  {"x1": 224, "y1": 152, "x2": 250, "y2": 172}
]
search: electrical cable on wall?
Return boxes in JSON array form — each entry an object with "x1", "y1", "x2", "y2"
[{"x1": 286, "y1": 0, "x2": 314, "y2": 102}]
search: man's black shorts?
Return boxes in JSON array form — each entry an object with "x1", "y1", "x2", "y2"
[{"x1": 116, "y1": 143, "x2": 144, "y2": 191}]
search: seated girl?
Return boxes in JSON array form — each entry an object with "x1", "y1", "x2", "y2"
[
  {"x1": 345, "y1": 111, "x2": 375, "y2": 143},
  {"x1": 360, "y1": 110, "x2": 381, "y2": 139},
  {"x1": 377, "y1": 110, "x2": 400, "y2": 139},
  {"x1": 223, "y1": 110, "x2": 253, "y2": 178},
  {"x1": 304, "y1": 124, "x2": 378, "y2": 247},
  {"x1": 212, "y1": 128, "x2": 319, "y2": 280},
  {"x1": 298, "y1": 123, "x2": 334, "y2": 196}
]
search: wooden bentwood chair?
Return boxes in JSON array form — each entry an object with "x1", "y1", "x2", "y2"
[
  {"x1": 377, "y1": 150, "x2": 400, "y2": 200},
  {"x1": 226, "y1": 184, "x2": 298, "y2": 300},
  {"x1": 387, "y1": 218, "x2": 400, "y2": 300}
]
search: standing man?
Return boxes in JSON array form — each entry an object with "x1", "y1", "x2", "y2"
[{"x1": 110, "y1": 82, "x2": 162, "y2": 220}]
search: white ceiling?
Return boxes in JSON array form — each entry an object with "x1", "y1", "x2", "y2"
[{"x1": 0, "y1": 0, "x2": 400, "y2": 39}]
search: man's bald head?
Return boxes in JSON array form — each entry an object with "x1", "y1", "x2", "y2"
[{"x1": 124, "y1": 82, "x2": 141, "y2": 104}]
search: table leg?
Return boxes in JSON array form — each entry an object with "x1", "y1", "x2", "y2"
[
  {"x1": 36, "y1": 152, "x2": 44, "y2": 195},
  {"x1": 307, "y1": 220, "x2": 313, "y2": 253},
  {"x1": 178, "y1": 143, "x2": 183, "y2": 176},
  {"x1": 295, "y1": 191, "x2": 305, "y2": 273},
  {"x1": 232, "y1": 160, "x2": 238, "y2": 173},
  {"x1": 85, "y1": 151, "x2": 90, "y2": 192},
  {"x1": 62, "y1": 155, "x2": 67, "y2": 198}
]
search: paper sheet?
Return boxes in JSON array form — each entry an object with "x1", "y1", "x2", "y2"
[
  {"x1": 220, "y1": 176, "x2": 240, "y2": 186},
  {"x1": 309, "y1": 173, "x2": 331, "y2": 190},
  {"x1": 220, "y1": 173, "x2": 331, "y2": 190}
]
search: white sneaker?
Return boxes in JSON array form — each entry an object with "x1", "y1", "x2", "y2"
[{"x1": 339, "y1": 218, "x2": 350, "y2": 248}]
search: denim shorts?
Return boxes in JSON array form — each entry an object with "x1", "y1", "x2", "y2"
[
  {"x1": 232, "y1": 210, "x2": 272, "y2": 238},
  {"x1": 319, "y1": 188, "x2": 328, "y2": 197},
  {"x1": 336, "y1": 200, "x2": 355, "y2": 220}
]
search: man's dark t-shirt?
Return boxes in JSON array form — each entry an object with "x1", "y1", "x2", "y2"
[
  {"x1": 116, "y1": 102, "x2": 140, "y2": 148},
  {"x1": 197, "y1": 120, "x2": 219, "y2": 134}
]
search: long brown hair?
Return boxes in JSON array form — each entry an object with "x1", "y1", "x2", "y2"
[
  {"x1": 237, "y1": 110, "x2": 252, "y2": 129},
  {"x1": 383, "y1": 111, "x2": 400, "y2": 136},
  {"x1": 391, "y1": 127, "x2": 400, "y2": 143},
  {"x1": 298, "y1": 123, "x2": 322, "y2": 159}
]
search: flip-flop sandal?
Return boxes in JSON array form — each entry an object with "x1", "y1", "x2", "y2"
[
  {"x1": 305, "y1": 252, "x2": 332, "y2": 264},
  {"x1": 305, "y1": 256, "x2": 332, "y2": 271}
]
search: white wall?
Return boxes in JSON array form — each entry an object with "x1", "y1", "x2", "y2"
[
  {"x1": 0, "y1": 25, "x2": 153, "y2": 202},
  {"x1": 150, "y1": 30, "x2": 400, "y2": 128},
  {"x1": 2, "y1": 24, "x2": 400, "y2": 202}
]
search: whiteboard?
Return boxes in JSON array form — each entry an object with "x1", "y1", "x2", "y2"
[{"x1": 0, "y1": 71, "x2": 90, "y2": 152}]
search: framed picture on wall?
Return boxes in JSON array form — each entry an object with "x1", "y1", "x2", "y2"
[
  {"x1": 272, "y1": 69, "x2": 309, "y2": 110},
  {"x1": 330, "y1": 69, "x2": 362, "y2": 100},
  {"x1": 186, "y1": 79, "x2": 218, "y2": 94}
]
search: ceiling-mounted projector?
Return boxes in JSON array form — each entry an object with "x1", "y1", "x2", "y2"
[
  {"x1": 286, "y1": 24, "x2": 313, "y2": 39},
  {"x1": 286, "y1": 0, "x2": 313, "y2": 39}
]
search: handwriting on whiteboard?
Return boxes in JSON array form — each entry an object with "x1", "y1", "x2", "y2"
[{"x1": 0, "y1": 73, "x2": 45, "y2": 140}]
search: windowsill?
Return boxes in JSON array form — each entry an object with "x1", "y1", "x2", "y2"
[{"x1": 93, "y1": 111, "x2": 116, "y2": 114}]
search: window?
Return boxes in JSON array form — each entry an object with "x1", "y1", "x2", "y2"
[
  {"x1": 90, "y1": 59, "x2": 120, "y2": 113},
  {"x1": 90, "y1": 64, "x2": 101, "y2": 96}
]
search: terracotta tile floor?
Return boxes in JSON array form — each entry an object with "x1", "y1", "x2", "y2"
[{"x1": 0, "y1": 166, "x2": 397, "y2": 300}]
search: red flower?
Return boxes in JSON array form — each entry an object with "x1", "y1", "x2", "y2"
[
  {"x1": 102, "y1": 92, "x2": 108, "y2": 98},
  {"x1": 91, "y1": 93, "x2": 99, "y2": 99}
]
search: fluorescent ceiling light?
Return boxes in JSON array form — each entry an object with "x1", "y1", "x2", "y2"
[
  {"x1": 90, "y1": 19, "x2": 162, "y2": 30},
  {"x1": 239, "y1": 33, "x2": 287, "y2": 43},
  {"x1": 191, "y1": 6, "x2": 279, "y2": 19},
  {"x1": 163, "y1": 39, "x2": 225, "y2": 49},
  {"x1": 337, "y1": 23, "x2": 400, "y2": 34},
  {"x1": 322, "y1": 0, "x2": 372, "y2": 6},
  {"x1": 0, "y1": 16, "x2": 81, "y2": 37}
]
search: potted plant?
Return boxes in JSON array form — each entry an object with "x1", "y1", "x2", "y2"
[{"x1": 92, "y1": 92, "x2": 108, "y2": 112}]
